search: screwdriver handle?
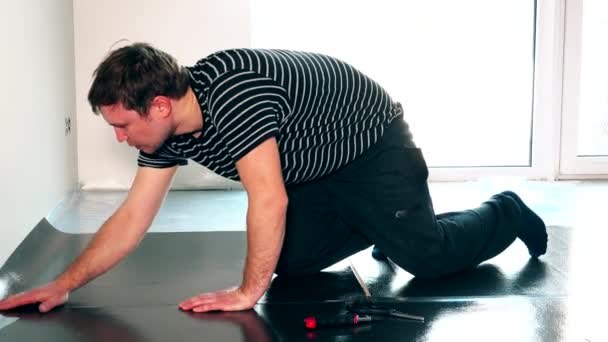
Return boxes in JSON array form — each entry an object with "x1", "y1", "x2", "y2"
[{"x1": 304, "y1": 314, "x2": 372, "y2": 329}]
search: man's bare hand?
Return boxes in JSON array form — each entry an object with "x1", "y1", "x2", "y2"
[
  {"x1": 0, "y1": 282, "x2": 69, "y2": 313},
  {"x1": 178, "y1": 287, "x2": 258, "y2": 313}
]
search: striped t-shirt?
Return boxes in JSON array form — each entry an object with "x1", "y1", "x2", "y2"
[{"x1": 138, "y1": 49, "x2": 403, "y2": 185}]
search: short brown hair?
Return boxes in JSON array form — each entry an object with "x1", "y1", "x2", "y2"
[{"x1": 87, "y1": 42, "x2": 190, "y2": 115}]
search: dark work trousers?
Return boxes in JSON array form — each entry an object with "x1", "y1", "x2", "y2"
[{"x1": 275, "y1": 118, "x2": 521, "y2": 278}]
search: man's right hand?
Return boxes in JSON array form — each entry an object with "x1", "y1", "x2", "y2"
[
  {"x1": 0, "y1": 166, "x2": 177, "y2": 314},
  {"x1": 0, "y1": 281, "x2": 70, "y2": 313}
]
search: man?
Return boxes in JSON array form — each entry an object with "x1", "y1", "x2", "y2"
[{"x1": 0, "y1": 43, "x2": 548, "y2": 314}]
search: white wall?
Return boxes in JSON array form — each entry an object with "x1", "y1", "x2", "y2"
[
  {"x1": 74, "y1": 0, "x2": 251, "y2": 190},
  {"x1": 0, "y1": 0, "x2": 78, "y2": 265}
]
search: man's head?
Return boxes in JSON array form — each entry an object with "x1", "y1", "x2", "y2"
[{"x1": 88, "y1": 42, "x2": 191, "y2": 154}]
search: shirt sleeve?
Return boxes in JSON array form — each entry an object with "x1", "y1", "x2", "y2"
[
  {"x1": 137, "y1": 151, "x2": 188, "y2": 168},
  {"x1": 207, "y1": 70, "x2": 291, "y2": 162}
]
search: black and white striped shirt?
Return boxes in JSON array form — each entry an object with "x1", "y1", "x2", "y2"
[{"x1": 138, "y1": 49, "x2": 402, "y2": 185}]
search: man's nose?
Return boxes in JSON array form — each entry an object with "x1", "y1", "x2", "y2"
[{"x1": 114, "y1": 127, "x2": 127, "y2": 142}]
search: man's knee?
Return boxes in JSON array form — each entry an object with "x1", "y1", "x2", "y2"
[
  {"x1": 383, "y1": 242, "x2": 451, "y2": 279},
  {"x1": 274, "y1": 260, "x2": 321, "y2": 277},
  {"x1": 391, "y1": 251, "x2": 473, "y2": 279},
  {"x1": 405, "y1": 266, "x2": 446, "y2": 279}
]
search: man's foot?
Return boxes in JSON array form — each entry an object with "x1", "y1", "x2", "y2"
[
  {"x1": 371, "y1": 245, "x2": 388, "y2": 260},
  {"x1": 501, "y1": 191, "x2": 548, "y2": 258}
]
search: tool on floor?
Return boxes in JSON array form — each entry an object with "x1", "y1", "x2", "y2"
[
  {"x1": 346, "y1": 298, "x2": 424, "y2": 323},
  {"x1": 349, "y1": 260, "x2": 424, "y2": 323},
  {"x1": 302, "y1": 261, "x2": 425, "y2": 329},
  {"x1": 349, "y1": 260, "x2": 372, "y2": 297},
  {"x1": 304, "y1": 313, "x2": 372, "y2": 329}
]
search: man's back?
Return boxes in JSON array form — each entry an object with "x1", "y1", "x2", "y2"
[{"x1": 140, "y1": 49, "x2": 404, "y2": 185}]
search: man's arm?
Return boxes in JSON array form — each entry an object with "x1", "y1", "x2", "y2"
[
  {"x1": 0, "y1": 165, "x2": 178, "y2": 312},
  {"x1": 179, "y1": 137, "x2": 287, "y2": 312},
  {"x1": 239, "y1": 137, "x2": 288, "y2": 301}
]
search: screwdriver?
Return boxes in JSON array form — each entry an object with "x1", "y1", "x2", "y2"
[{"x1": 304, "y1": 314, "x2": 372, "y2": 329}]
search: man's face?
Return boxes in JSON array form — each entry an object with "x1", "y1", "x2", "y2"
[{"x1": 100, "y1": 103, "x2": 173, "y2": 154}]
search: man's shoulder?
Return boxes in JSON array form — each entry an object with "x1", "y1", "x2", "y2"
[
  {"x1": 191, "y1": 48, "x2": 315, "y2": 68},
  {"x1": 191, "y1": 48, "x2": 253, "y2": 67},
  {"x1": 187, "y1": 49, "x2": 253, "y2": 84}
]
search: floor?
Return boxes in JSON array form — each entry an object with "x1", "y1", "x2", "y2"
[
  {"x1": 48, "y1": 178, "x2": 606, "y2": 234},
  {"x1": 1, "y1": 179, "x2": 607, "y2": 341}
]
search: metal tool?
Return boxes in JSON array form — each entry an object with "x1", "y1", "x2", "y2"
[
  {"x1": 346, "y1": 299, "x2": 425, "y2": 323},
  {"x1": 304, "y1": 313, "x2": 372, "y2": 329},
  {"x1": 349, "y1": 260, "x2": 425, "y2": 323},
  {"x1": 302, "y1": 260, "x2": 425, "y2": 330}
]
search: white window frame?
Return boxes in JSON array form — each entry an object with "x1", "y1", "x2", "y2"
[
  {"x1": 250, "y1": 0, "x2": 608, "y2": 181},
  {"x1": 430, "y1": 0, "x2": 566, "y2": 181},
  {"x1": 559, "y1": 0, "x2": 608, "y2": 178}
]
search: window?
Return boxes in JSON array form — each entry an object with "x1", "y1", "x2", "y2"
[{"x1": 251, "y1": 0, "x2": 536, "y2": 168}]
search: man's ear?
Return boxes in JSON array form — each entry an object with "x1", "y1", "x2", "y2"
[{"x1": 149, "y1": 96, "x2": 172, "y2": 119}]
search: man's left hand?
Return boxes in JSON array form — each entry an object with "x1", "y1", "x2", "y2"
[{"x1": 178, "y1": 287, "x2": 258, "y2": 312}]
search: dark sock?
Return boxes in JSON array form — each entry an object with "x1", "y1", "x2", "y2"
[
  {"x1": 371, "y1": 245, "x2": 388, "y2": 260},
  {"x1": 501, "y1": 191, "x2": 548, "y2": 258}
]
